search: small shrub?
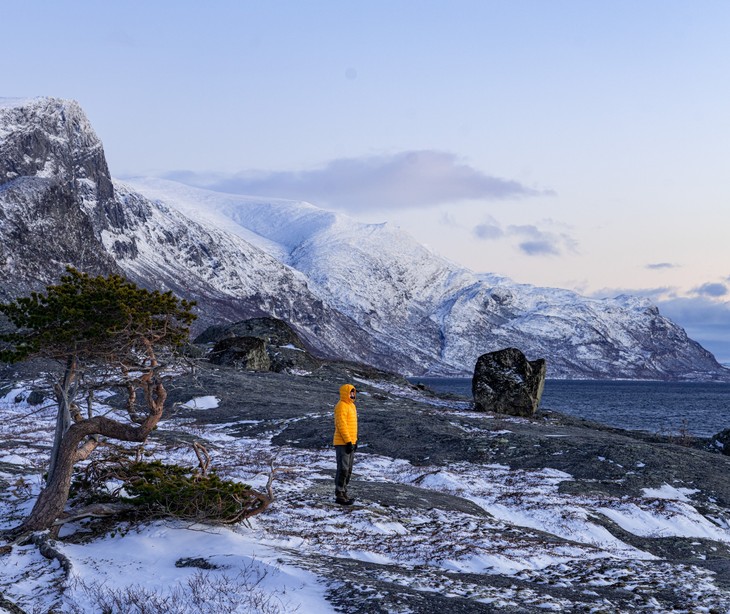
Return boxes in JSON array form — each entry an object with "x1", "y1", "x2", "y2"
[
  {"x1": 119, "y1": 461, "x2": 270, "y2": 524},
  {"x1": 68, "y1": 566, "x2": 297, "y2": 614},
  {"x1": 71, "y1": 458, "x2": 272, "y2": 525}
]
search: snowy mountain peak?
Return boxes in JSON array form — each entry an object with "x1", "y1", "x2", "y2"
[
  {"x1": 0, "y1": 97, "x2": 98, "y2": 147},
  {"x1": 0, "y1": 96, "x2": 112, "y2": 205}
]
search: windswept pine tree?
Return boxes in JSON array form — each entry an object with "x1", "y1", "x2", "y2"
[{"x1": 0, "y1": 267, "x2": 196, "y2": 535}]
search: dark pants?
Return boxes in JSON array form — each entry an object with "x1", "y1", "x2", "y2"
[{"x1": 335, "y1": 445, "x2": 354, "y2": 498}]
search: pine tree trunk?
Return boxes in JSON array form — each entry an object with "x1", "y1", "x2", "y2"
[
  {"x1": 18, "y1": 425, "x2": 82, "y2": 533},
  {"x1": 47, "y1": 356, "x2": 76, "y2": 485},
  {"x1": 13, "y1": 382, "x2": 166, "y2": 535}
]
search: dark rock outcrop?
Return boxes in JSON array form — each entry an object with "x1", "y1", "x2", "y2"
[
  {"x1": 209, "y1": 337, "x2": 271, "y2": 371},
  {"x1": 472, "y1": 348, "x2": 546, "y2": 417},
  {"x1": 710, "y1": 429, "x2": 730, "y2": 455},
  {"x1": 200, "y1": 318, "x2": 323, "y2": 374},
  {"x1": 195, "y1": 317, "x2": 306, "y2": 348}
]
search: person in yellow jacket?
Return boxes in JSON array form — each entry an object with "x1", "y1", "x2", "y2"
[{"x1": 333, "y1": 383, "x2": 358, "y2": 505}]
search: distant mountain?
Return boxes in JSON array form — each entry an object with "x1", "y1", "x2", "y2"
[{"x1": 1, "y1": 97, "x2": 728, "y2": 381}]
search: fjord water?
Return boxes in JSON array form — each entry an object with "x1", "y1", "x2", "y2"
[{"x1": 413, "y1": 378, "x2": 730, "y2": 438}]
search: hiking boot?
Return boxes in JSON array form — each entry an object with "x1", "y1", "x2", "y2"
[{"x1": 335, "y1": 496, "x2": 355, "y2": 505}]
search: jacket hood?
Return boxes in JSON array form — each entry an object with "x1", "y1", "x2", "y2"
[{"x1": 339, "y1": 383, "x2": 356, "y2": 403}]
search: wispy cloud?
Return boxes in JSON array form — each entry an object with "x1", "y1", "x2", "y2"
[
  {"x1": 472, "y1": 219, "x2": 577, "y2": 257},
  {"x1": 646, "y1": 262, "x2": 679, "y2": 270},
  {"x1": 518, "y1": 240, "x2": 560, "y2": 256},
  {"x1": 162, "y1": 150, "x2": 553, "y2": 212},
  {"x1": 473, "y1": 215, "x2": 504, "y2": 240}
]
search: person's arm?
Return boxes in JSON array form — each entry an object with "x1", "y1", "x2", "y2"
[{"x1": 334, "y1": 402, "x2": 354, "y2": 444}]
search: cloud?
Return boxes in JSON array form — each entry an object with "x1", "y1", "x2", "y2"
[
  {"x1": 646, "y1": 262, "x2": 679, "y2": 270},
  {"x1": 694, "y1": 282, "x2": 728, "y2": 298},
  {"x1": 509, "y1": 225, "x2": 564, "y2": 256},
  {"x1": 162, "y1": 150, "x2": 552, "y2": 212},
  {"x1": 472, "y1": 220, "x2": 577, "y2": 257},
  {"x1": 439, "y1": 211, "x2": 459, "y2": 227},
  {"x1": 519, "y1": 240, "x2": 561, "y2": 256},
  {"x1": 473, "y1": 215, "x2": 504, "y2": 240},
  {"x1": 473, "y1": 223, "x2": 504, "y2": 240}
]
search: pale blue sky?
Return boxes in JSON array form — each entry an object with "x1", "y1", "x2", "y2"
[{"x1": 3, "y1": 1, "x2": 730, "y2": 361}]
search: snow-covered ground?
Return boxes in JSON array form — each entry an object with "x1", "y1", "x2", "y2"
[{"x1": 1, "y1": 381, "x2": 730, "y2": 612}]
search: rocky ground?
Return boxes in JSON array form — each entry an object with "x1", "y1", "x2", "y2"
[
  {"x1": 166, "y1": 358, "x2": 730, "y2": 611},
  {"x1": 2, "y1": 352, "x2": 730, "y2": 612}
]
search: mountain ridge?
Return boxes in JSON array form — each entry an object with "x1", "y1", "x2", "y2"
[
  {"x1": 1, "y1": 97, "x2": 727, "y2": 381},
  {"x1": 125, "y1": 176, "x2": 728, "y2": 381}
]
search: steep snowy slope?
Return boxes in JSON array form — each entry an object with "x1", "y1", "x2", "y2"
[
  {"x1": 127, "y1": 178, "x2": 728, "y2": 380},
  {"x1": 106, "y1": 181, "x2": 429, "y2": 372}
]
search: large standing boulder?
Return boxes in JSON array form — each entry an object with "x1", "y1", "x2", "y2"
[{"x1": 472, "y1": 348, "x2": 546, "y2": 417}]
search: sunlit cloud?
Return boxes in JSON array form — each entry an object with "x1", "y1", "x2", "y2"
[{"x1": 162, "y1": 150, "x2": 553, "y2": 212}]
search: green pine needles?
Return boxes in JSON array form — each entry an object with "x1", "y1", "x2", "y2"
[
  {"x1": 73, "y1": 460, "x2": 273, "y2": 525},
  {"x1": 122, "y1": 461, "x2": 265, "y2": 524},
  {"x1": 0, "y1": 266, "x2": 196, "y2": 364},
  {"x1": 0, "y1": 267, "x2": 200, "y2": 535}
]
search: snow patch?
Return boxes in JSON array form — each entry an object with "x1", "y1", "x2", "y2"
[{"x1": 181, "y1": 396, "x2": 220, "y2": 410}]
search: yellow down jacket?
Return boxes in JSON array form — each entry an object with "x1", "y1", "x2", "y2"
[{"x1": 333, "y1": 383, "x2": 358, "y2": 446}]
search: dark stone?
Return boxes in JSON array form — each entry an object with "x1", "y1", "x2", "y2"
[
  {"x1": 471, "y1": 347, "x2": 546, "y2": 417},
  {"x1": 710, "y1": 428, "x2": 730, "y2": 455},
  {"x1": 27, "y1": 390, "x2": 45, "y2": 406},
  {"x1": 194, "y1": 317, "x2": 305, "y2": 348},
  {"x1": 209, "y1": 336, "x2": 271, "y2": 372},
  {"x1": 197, "y1": 317, "x2": 323, "y2": 374},
  {"x1": 175, "y1": 557, "x2": 218, "y2": 570}
]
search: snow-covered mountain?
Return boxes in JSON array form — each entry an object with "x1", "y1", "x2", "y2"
[
  {"x1": 124, "y1": 177, "x2": 728, "y2": 380},
  {"x1": 1, "y1": 97, "x2": 727, "y2": 380}
]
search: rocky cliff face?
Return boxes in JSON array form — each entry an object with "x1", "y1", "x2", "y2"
[
  {"x1": 1, "y1": 97, "x2": 728, "y2": 381},
  {"x1": 0, "y1": 98, "x2": 121, "y2": 298}
]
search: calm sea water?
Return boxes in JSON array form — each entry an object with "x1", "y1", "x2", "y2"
[{"x1": 410, "y1": 378, "x2": 730, "y2": 438}]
